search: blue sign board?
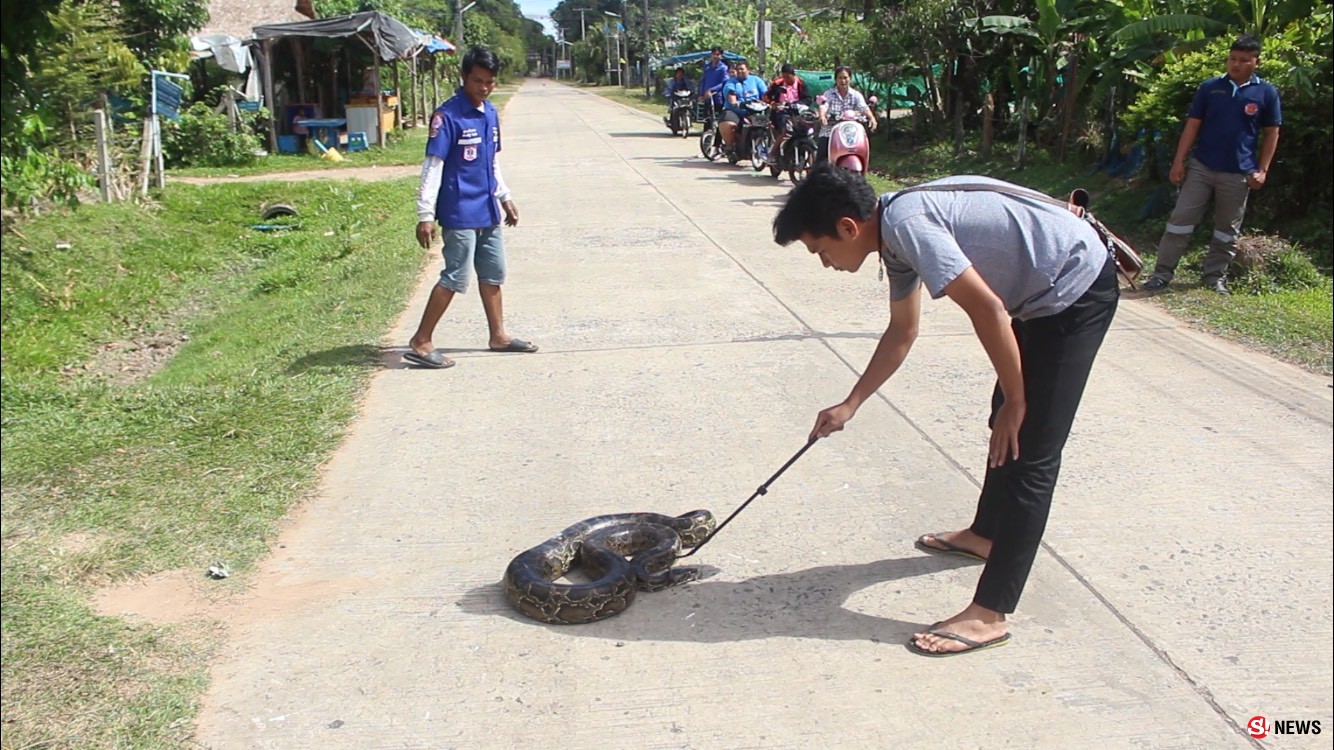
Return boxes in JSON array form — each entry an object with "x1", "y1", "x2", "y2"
[{"x1": 152, "y1": 72, "x2": 184, "y2": 120}]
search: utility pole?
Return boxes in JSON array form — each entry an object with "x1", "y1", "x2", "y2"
[
  {"x1": 454, "y1": 0, "x2": 464, "y2": 48},
  {"x1": 619, "y1": 1, "x2": 628, "y2": 88},
  {"x1": 604, "y1": 20, "x2": 612, "y2": 84},
  {"x1": 757, "y1": 0, "x2": 767, "y2": 76},
  {"x1": 642, "y1": 0, "x2": 650, "y2": 95}
]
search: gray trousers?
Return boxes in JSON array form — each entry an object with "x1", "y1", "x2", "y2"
[{"x1": 1153, "y1": 157, "x2": 1251, "y2": 283}]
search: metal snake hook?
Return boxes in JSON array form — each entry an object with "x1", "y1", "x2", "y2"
[{"x1": 676, "y1": 436, "x2": 821, "y2": 559}]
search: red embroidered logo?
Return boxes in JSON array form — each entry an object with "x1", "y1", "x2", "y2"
[
  {"x1": 1244, "y1": 102, "x2": 1259, "y2": 116},
  {"x1": 429, "y1": 112, "x2": 443, "y2": 137}
]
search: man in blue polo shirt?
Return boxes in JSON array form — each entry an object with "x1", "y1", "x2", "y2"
[
  {"x1": 697, "y1": 46, "x2": 729, "y2": 110},
  {"x1": 718, "y1": 60, "x2": 767, "y2": 153},
  {"x1": 1146, "y1": 34, "x2": 1282, "y2": 295},
  {"x1": 405, "y1": 45, "x2": 538, "y2": 369}
]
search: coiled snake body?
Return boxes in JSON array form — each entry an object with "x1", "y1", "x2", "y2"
[{"x1": 503, "y1": 509, "x2": 716, "y2": 624}]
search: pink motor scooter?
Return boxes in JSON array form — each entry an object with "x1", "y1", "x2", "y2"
[{"x1": 825, "y1": 95, "x2": 878, "y2": 174}]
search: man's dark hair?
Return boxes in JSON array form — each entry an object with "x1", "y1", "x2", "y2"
[
  {"x1": 1231, "y1": 34, "x2": 1262, "y2": 55},
  {"x1": 773, "y1": 163, "x2": 879, "y2": 245},
  {"x1": 711, "y1": 46, "x2": 724, "y2": 55},
  {"x1": 462, "y1": 45, "x2": 502, "y2": 76},
  {"x1": 673, "y1": 67, "x2": 685, "y2": 76},
  {"x1": 781, "y1": 62, "x2": 796, "y2": 75}
]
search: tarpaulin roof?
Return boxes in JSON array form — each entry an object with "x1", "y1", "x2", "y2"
[
  {"x1": 653, "y1": 50, "x2": 746, "y2": 69},
  {"x1": 412, "y1": 29, "x2": 456, "y2": 54},
  {"x1": 190, "y1": 34, "x2": 251, "y2": 73},
  {"x1": 252, "y1": 11, "x2": 419, "y2": 61}
]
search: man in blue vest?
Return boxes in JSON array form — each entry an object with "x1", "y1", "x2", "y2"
[
  {"x1": 1144, "y1": 34, "x2": 1282, "y2": 295},
  {"x1": 697, "y1": 46, "x2": 729, "y2": 110},
  {"x1": 405, "y1": 45, "x2": 538, "y2": 369}
]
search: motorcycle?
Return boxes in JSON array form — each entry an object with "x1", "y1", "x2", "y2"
[
  {"x1": 827, "y1": 106, "x2": 873, "y2": 175},
  {"x1": 664, "y1": 89, "x2": 694, "y2": 137},
  {"x1": 726, "y1": 100, "x2": 773, "y2": 170},
  {"x1": 698, "y1": 98, "x2": 724, "y2": 161},
  {"x1": 768, "y1": 102, "x2": 819, "y2": 183}
]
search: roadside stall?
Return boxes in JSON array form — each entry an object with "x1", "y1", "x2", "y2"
[{"x1": 250, "y1": 11, "x2": 422, "y2": 151}]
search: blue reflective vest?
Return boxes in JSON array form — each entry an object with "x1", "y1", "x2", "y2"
[{"x1": 426, "y1": 90, "x2": 502, "y2": 229}]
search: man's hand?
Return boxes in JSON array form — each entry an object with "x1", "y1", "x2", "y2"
[
  {"x1": 1170, "y1": 160, "x2": 1187, "y2": 186},
  {"x1": 416, "y1": 221, "x2": 437, "y2": 249},
  {"x1": 810, "y1": 401, "x2": 859, "y2": 441},
  {"x1": 988, "y1": 399, "x2": 1026, "y2": 468},
  {"x1": 1247, "y1": 170, "x2": 1267, "y2": 190},
  {"x1": 502, "y1": 199, "x2": 519, "y2": 227}
]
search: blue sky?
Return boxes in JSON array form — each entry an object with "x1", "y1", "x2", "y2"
[{"x1": 516, "y1": 0, "x2": 560, "y2": 35}]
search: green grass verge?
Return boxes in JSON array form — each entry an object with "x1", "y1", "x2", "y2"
[
  {"x1": 580, "y1": 84, "x2": 665, "y2": 118},
  {"x1": 866, "y1": 137, "x2": 1333, "y2": 375},
  {"x1": 168, "y1": 128, "x2": 430, "y2": 178},
  {"x1": 1, "y1": 177, "x2": 426, "y2": 747}
]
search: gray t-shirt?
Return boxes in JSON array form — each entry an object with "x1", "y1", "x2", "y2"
[{"x1": 879, "y1": 175, "x2": 1108, "y2": 320}]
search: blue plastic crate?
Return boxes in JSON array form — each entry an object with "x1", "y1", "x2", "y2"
[
  {"x1": 276, "y1": 134, "x2": 303, "y2": 154},
  {"x1": 347, "y1": 131, "x2": 369, "y2": 152}
]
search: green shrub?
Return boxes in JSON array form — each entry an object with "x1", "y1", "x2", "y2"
[
  {"x1": 161, "y1": 102, "x2": 262, "y2": 168},
  {"x1": 1228, "y1": 240, "x2": 1327, "y2": 294},
  {"x1": 0, "y1": 115, "x2": 92, "y2": 211}
]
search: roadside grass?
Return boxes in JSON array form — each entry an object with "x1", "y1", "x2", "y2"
[
  {"x1": 579, "y1": 84, "x2": 665, "y2": 118},
  {"x1": 168, "y1": 127, "x2": 429, "y2": 178},
  {"x1": 1, "y1": 177, "x2": 426, "y2": 747},
  {"x1": 166, "y1": 87, "x2": 515, "y2": 179},
  {"x1": 866, "y1": 137, "x2": 1333, "y2": 375}
]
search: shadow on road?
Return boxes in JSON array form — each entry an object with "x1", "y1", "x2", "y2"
[
  {"x1": 288, "y1": 344, "x2": 503, "y2": 373},
  {"x1": 458, "y1": 555, "x2": 974, "y2": 644},
  {"x1": 605, "y1": 131, "x2": 675, "y2": 138}
]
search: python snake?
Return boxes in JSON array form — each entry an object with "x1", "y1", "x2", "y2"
[{"x1": 503, "y1": 509, "x2": 716, "y2": 624}]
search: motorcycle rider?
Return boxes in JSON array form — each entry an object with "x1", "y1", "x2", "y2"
[
  {"x1": 817, "y1": 66, "x2": 878, "y2": 162},
  {"x1": 766, "y1": 62, "x2": 811, "y2": 165},
  {"x1": 719, "y1": 61, "x2": 767, "y2": 153},
  {"x1": 697, "y1": 46, "x2": 729, "y2": 114},
  {"x1": 663, "y1": 67, "x2": 695, "y2": 131},
  {"x1": 664, "y1": 67, "x2": 693, "y2": 99}
]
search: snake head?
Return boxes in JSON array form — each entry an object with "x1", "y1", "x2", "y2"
[{"x1": 674, "y1": 509, "x2": 717, "y2": 547}]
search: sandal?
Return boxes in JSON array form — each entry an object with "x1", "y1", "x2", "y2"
[
  {"x1": 914, "y1": 532, "x2": 987, "y2": 563},
  {"x1": 908, "y1": 630, "x2": 1011, "y2": 658}
]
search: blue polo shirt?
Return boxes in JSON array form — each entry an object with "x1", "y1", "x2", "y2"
[
  {"x1": 426, "y1": 90, "x2": 502, "y2": 229},
  {"x1": 698, "y1": 59, "x2": 729, "y2": 100},
  {"x1": 1187, "y1": 73, "x2": 1282, "y2": 174},
  {"x1": 722, "y1": 75, "x2": 767, "y2": 115}
]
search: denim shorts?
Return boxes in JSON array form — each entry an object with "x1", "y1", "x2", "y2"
[{"x1": 438, "y1": 226, "x2": 505, "y2": 293}]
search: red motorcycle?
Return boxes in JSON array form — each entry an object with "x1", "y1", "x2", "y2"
[{"x1": 826, "y1": 101, "x2": 875, "y2": 174}]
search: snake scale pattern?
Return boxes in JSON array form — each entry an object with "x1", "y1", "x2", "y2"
[{"x1": 503, "y1": 510, "x2": 716, "y2": 624}]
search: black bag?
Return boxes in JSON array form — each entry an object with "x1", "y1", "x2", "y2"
[{"x1": 885, "y1": 183, "x2": 1145, "y2": 289}]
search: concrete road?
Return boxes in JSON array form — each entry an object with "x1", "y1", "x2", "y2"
[{"x1": 193, "y1": 79, "x2": 1333, "y2": 749}]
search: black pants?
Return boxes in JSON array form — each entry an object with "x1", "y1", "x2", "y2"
[
  {"x1": 815, "y1": 135, "x2": 830, "y2": 163},
  {"x1": 970, "y1": 255, "x2": 1119, "y2": 614}
]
